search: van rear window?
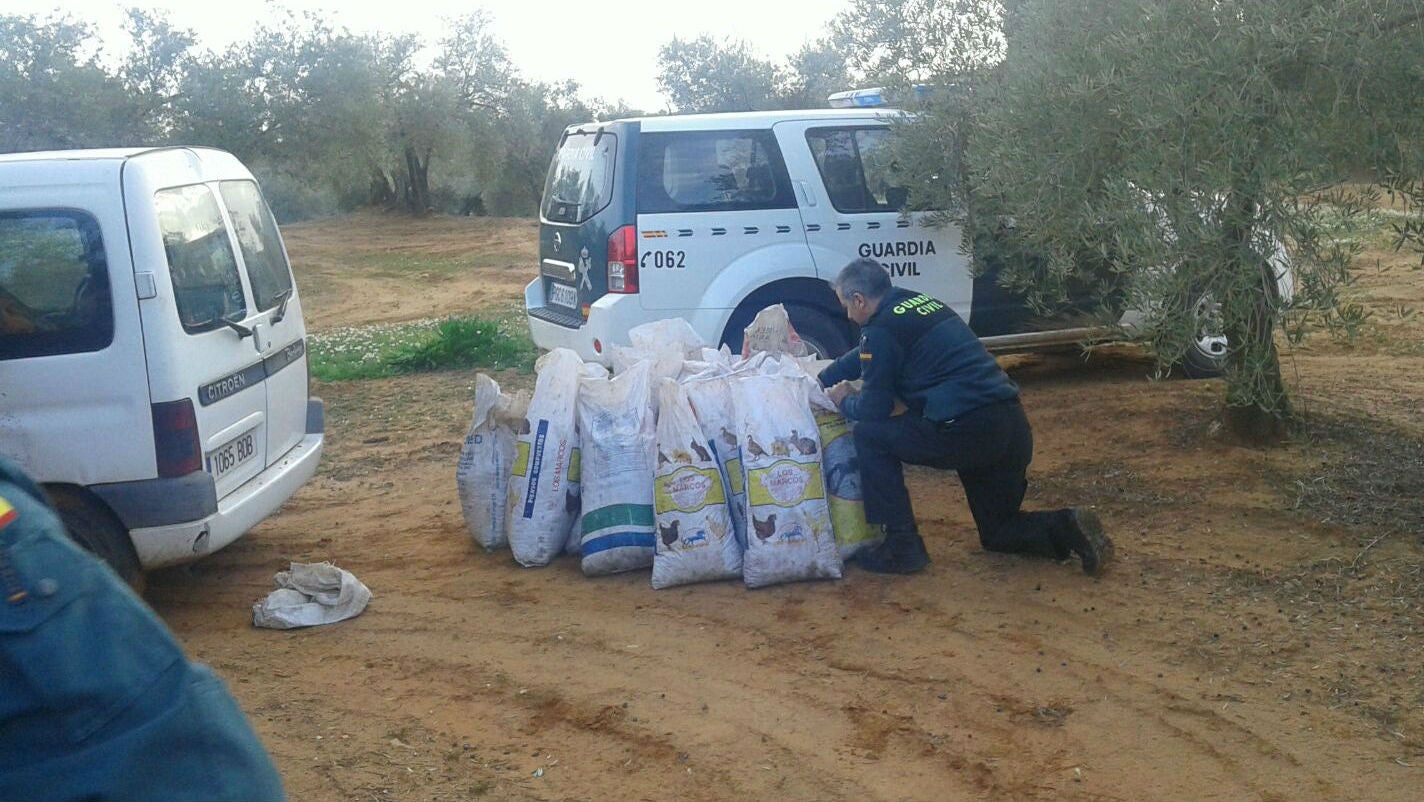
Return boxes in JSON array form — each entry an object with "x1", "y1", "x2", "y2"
[
  {"x1": 0, "y1": 210, "x2": 114, "y2": 361},
  {"x1": 219, "y1": 180, "x2": 294, "y2": 313},
  {"x1": 155, "y1": 184, "x2": 248, "y2": 334},
  {"x1": 542, "y1": 132, "x2": 618, "y2": 224},
  {"x1": 636, "y1": 130, "x2": 795, "y2": 214}
]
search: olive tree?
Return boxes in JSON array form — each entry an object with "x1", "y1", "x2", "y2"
[{"x1": 902, "y1": 0, "x2": 1424, "y2": 442}]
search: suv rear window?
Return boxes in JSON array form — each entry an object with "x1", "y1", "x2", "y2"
[
  {"x1": 155, "y1": 184, "x2": 248, "y2": 334},
  {"x1": 219, "y1": 180, "x2": 294, "y2": 312},
  {"x1": 806, "y1": 127, "x2": 909, "y2": 213},
  {"x1": 637, "y1": 130, "x2": 795, "y2": 214},
  {"x1": 542, "y1": 132, "x2": 618, "y2": 224},
  {"x1": 0, "y1": 210, "x2": 114, "y2": 361}
]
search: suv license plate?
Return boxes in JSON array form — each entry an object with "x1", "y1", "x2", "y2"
[
  {"x1": 547, "y1": 282, "x2": 578, "y2": 310},
  {"x1": 208, "y1": 428, "x2": 258, "y2": 483}
]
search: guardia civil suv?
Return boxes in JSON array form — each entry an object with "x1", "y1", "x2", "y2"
[{"x1": 525, "y1": 101, "x2": 1291, "y2": 374}]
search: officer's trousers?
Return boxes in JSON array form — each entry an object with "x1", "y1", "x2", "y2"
[{"x1": 851, "y1": 399, "x2": 1068, "y2": 557}]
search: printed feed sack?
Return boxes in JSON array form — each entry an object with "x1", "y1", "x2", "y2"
[
  {"x1": 563, "y1": 362, "x2": 608, "y2": 556},
  {"x1": 731, "y1": 373, "x2": 842, "y2": 588},
  {"x1": 456, "y1": 373, "x2": 518, "y2": 550},
  {"x1": 684, "y1": 374, "x2": 748, "y2": 550},
  {"x1": 507, "y1": 348, "x2": 583, "y2": 567},
  {"x1": 812, "y1": 409, "x2": 882, "y2": 559},
  {"x1": 651, "y1": 378, "x2": 741, "y2": 589},
  {"x1": 804, "y1": 374, "x2": 882, "y2": 560},
  {"x1": 578, "y1": 360, "x2": 658, "y2": 575}
]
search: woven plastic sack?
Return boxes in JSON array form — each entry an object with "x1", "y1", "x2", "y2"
[
  {"x1": 456, "y1": 373, "x2": 520, "y2": 550},
  {"x1": 684, "y1": 373, "x2": 748, "y2": 550},
  {"x1": 563, "y1": 362, "x2": 609, "y2": 556},
  {"x1": 741, "y1": 304, "x2": 806, "y2": 359},
  {"x1": 611, "y1": 318, "x2": 704, "y2": 381},
  {"x1": 507, "y1": 348, "x2": 582, "y2": 567},
  {"x1": 731, "y1": 373, "x2": 842, "y2": 587},
  {"x1": 578, "y1": 360, "x2": 658, "y2": 575},
  {"x1": 804, "y1": 372, "x2": 883, "y2": 560},
  {"x1": 651, "y1": 379, "x2": 741, "y2": 589}
]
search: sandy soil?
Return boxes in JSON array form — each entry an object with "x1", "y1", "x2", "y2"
[
  {"x1": 282, "y1": 211, "x2": 540, "y2": 330},
  {"x1": 144, "y1": 214, "x2": 1424, "y2": 801}
]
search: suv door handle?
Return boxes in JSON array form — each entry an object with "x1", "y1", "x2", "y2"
[{"x1": 794, "y1": 180, "x2": 817, "y2": 208}]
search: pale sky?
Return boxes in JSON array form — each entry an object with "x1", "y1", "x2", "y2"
[{"x1": 12, "y1": 0, "x2": 853, "y2": 112}]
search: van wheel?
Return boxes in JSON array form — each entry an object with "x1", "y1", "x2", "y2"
[
  {"x1": 785, "y1": 304, "x2": 853, "y2": 359},
  {"x1": 1180, "y1": 291, "x2": 1227, "y2": 379},
  {"x1": 48, "y1": 488, "x2": 146, "y2": 594}
]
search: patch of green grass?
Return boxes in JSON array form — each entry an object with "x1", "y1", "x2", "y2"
[{"x1": 309, "y1": 314, "x2": 535, "y2": 381}]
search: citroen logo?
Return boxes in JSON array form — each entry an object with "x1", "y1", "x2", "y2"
[{"x1": 552, "y1": 232, "x2": 562, "y2": 251}]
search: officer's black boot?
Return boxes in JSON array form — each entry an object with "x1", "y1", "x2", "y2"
[
  {"x1": 1056, "y1": 508, "x2": 1114, "y2": 576},
  {"x1": 856, "y1": 523, "x2": 930, "y2": 574}
]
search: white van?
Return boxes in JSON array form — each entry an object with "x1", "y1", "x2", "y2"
[
  {"x1": 525, "y1": 107, "x2": 1291, "y2": 375},
  {"x1": 0, "y1": 147, "x2": 323, "y2": 586}
]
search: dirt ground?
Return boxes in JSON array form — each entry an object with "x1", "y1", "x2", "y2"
[{"x1": 146, "y1": 212, "x2": 1424, "y2": 801}]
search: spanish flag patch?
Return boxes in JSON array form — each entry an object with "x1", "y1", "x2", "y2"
[{"x1": 0, "y1": 496, "x2": 16, "y2": 531}]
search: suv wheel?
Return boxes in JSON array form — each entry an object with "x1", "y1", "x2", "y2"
[
  {"x1": 785, "y1": 304, "x2": 853, "y2": 359},
  {"x1": 1180, "y1": 291, "x2": 1227, "y2": 379},
  {"x1": 48, "y1": 487, "x2": 145, "y2": 593}
]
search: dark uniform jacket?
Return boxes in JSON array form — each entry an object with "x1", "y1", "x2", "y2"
[
  {"x1": 818, "y1": 287, "x2": 1019, "y2": 423},
  {"x1": 0, "y1": 456, "x2": 285, "y2": 802}
]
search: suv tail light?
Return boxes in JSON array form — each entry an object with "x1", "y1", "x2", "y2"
[
  {"x1": 152, "y1": 399, "x2": 202, "y2": 477},
  {"x1": 607, "y1": 225, "x2": 638, "y2": 293}
]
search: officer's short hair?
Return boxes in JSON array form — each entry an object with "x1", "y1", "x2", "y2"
[{"x1": 834, "y1": 258, "x2": 891, "y2": 301}]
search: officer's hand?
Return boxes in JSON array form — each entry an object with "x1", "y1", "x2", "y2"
[{"x1": 827, "y1": 381, "x2": 857, "y2": 406}]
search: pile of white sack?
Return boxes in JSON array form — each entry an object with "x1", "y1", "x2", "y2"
[{"x1": 456, "y1": 305, "x2": 882, "y2": 589}]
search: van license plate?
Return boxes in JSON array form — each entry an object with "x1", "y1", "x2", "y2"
[
  {"x1": 208, "y1": 428, "x2": 257, "y2": 483},
  {"x1": 547, "y1": 282, "x2": 578, "y2": 310}
]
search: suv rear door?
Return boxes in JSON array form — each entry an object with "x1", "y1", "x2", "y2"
[
  {"x1": 773, "y1": 120, "x2": 973, "y2": 319},
  {"x1": 536, "y1": 127, "x2": 626, "y2": 326}
]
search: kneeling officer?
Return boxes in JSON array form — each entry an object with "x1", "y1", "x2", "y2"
[{"x1": 819, "y1": 258, "x2": 1113, "y2": 575}]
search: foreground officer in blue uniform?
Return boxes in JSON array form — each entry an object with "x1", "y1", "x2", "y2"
[
  {"x1": 0, "y1": 456, "x2": 286, "y2": 801},
  {"x1": 819, "y1": 258, "x2": 1114, "y2": 575}
]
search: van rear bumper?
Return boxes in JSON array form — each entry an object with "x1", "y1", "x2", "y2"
[{"x1": 128, "y1": 431, "x2": 324, "y2": 569}]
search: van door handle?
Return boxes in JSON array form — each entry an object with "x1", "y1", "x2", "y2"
[{"x1": 795, "y1": 180, "x2": 817, "y2": 208}]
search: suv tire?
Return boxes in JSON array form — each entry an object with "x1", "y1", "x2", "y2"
[
  {"x1": 1180, "y1": 290, "x2": 1227, "y2": 379},
  {"x1": 48, "y1": 487, "x2": 145, "y2": 593},
  {"x1": 785, "y1": 304, "x2": 853, "y2": 359}
]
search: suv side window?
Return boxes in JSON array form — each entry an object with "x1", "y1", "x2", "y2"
[
  {"x1": 219, "y1": 180, "x2": 294, "y2": 312},
  {"x1": 0, "y1": 210, "x2": 114, "y2": 361},
  {"x1": 806, "y1": 127, "x2": 909, "y2": 213},
  {"x1": 637, "y1": 130, "x2": 795, "y2": 213},
  {"x1": 155, "y1": 184, "x2": 248, "y2": 334}
]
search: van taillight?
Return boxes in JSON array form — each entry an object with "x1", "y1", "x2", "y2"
[
  {"x1": 607, "y1": 225, "x2": 638, "y2": 293},
  {"x1": 152, "y1": 399, "x2": 202, "y2": 477}
]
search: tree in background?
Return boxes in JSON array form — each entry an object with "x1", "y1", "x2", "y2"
[
  {"x1": 0, "y1": 7, "x2": 630, "y2": 220},
  {"x1": 960, "y1": 0, "x2": 1424, "y2": 441},
  {"x1": 829, "y1": 0, "x2": 1004, "y2": 84},
  {"x1": 655, "y1": 35, "x2": 782, "y2": 113},
  {"x1": 777, "y1": 37, "x2": 855, "y2": 109},
  {"x1": 0, "y1": 15, "x2": 142, "y2": 151}
]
